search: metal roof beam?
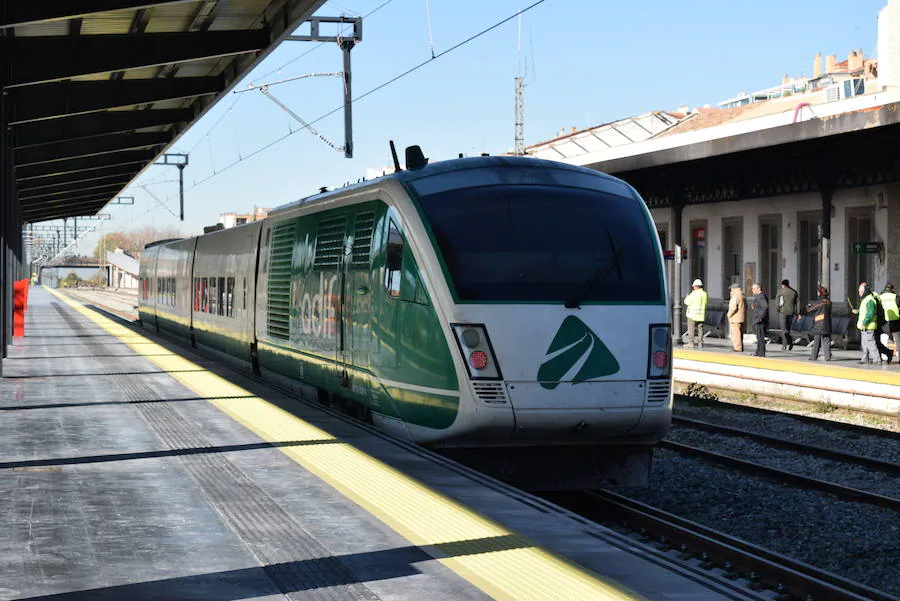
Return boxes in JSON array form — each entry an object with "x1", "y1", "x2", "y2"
[
  {"x1": 14, "y1": 131, "x2": 171, "y2": 167},
  {"x1": 12, "y1": 109, "x2": 193, "y2": 148},
  {"x1": 20, "y1": 183, "x2": 126, "y2": 204},
  {"x1": 1, "y1": 1, "x2": 194, "y2": 29},
  {"x1": 19, "y1": 178, "x2": 133, "y2": 201},
  {"x1": 23, "y1": 196, "x2": 114, "y2": 222},
  {"x1": 18, "y1": 165, "x2": 142, "y2": 192},
  {"x1": 8, "y1": 31, "x2": 270, "y2": 87},
  {"x1": 8, "y1": 78, "x2": 222, "y2": 124},
  {"x1": 16, "y1": 149, "x2": 157, "y2": 180}
]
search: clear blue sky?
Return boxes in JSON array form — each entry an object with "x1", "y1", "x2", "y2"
[{"x1": 61, "y1": 0, "x2": 888, "y2": 253}]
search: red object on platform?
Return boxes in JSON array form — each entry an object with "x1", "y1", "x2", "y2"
[{"x1": 13, "y1": 279, "x2": 28, "y2": 337}]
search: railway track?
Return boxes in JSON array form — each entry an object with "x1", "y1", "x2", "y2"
[
  {"x1": 659, "y1": 439, "x2": 900, "y2": 512},
  {"x1": 546, "y1": 489, "x2": 900, "y2": 601},
  {"x1": 675, "y1": 394, "x2": 900, "y2": 435},
  {"x1": 672, "y1": 416, "x2": 900, "y2": 474}
]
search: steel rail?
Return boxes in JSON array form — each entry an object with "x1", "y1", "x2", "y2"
[
  {"x1": 672, "y1": 416, "x2": 900, "y2": 474},
  {"x1": 564, "y1": 489, "x2": 900, "y2": 601},
  {"x1": 659, "y1": 440, "x2": 900, "y2": 512},
  {"x1": 675, "y1": 394, "x2": 900, "y2": 440}
]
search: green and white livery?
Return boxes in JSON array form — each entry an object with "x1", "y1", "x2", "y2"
[{"x1": 139, "y1": 154, "x2": 672, "y2": 487}]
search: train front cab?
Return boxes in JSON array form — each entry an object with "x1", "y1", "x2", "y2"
[{"x1": 400, "y1": 158, "x2": 673, "y2": 486}]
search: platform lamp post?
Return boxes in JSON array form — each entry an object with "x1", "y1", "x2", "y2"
[{"x1": 154, "y1": 154, "x2": 189, "y2": 221}]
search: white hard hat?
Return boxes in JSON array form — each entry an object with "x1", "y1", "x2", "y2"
[{"x1": 692, "y1": 279, "x2": 703, "y2": 287}]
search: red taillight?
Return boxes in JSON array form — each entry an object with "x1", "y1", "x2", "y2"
[
  {"x1": 653, "y1": 351, "x2": 669, "y2": 369},
  {"x1": 468, "y1": 350, "x2": 489, "y2": 370}
]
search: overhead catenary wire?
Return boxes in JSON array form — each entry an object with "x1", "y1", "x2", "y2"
[
  {"x1": 185, "y1": 0, "x2": 394, "y2": 156},
  {"x1": 137, "y1": 0, "x2": 551, "y2": 214}
]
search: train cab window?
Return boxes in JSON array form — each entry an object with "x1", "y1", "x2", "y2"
[{"x1": 385, "y1": 220, "x2": 403, "y2": 298}]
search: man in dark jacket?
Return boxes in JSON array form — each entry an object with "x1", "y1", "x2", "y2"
[
  {"x1": 750, "y1": 282, "x2": 769, "y2": 357},
  {"x1": 776, "y1": 279, "x2": 799, "y2": 350},
  {"x1": 805, "y1": 286, "x2": 832, "y2": 361}
]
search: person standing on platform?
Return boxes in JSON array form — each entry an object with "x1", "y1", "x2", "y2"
[
  {"x1": 880, "y1": 283, "x2": 900, "y2": 363},
  {"x1": 776, "y1": 279, "x2": 799, "y2": 351},
  {"x1": 750, "y1": 283, "x2": 769, "y2": 357},
  {"x1": 684, "y1": 279, "x2": 708, "y2": 348},
  {"x1": 805, "y1": 286, "x2": 832, "y2": 361},
  {"x1": 854, "y1": 282, "x2": 882, "y2": 364},
  {"x1": 727, "y1": 283, "x2": 745, "y2": 352}
]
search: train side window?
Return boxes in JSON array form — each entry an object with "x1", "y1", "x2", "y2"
[
  {"x1": 242, "y1": 277, "x2": 247, "y2": 311},
  {"x1": 262, "y1": 228, "x2": 271, "y2": 274},
  {"x1": 226, "y1": 277, "x2": 235, "y2": 317},
  {"x1": 218, "y1": 276, "x2": 226, "y2": 316},
  {"x1": 209, "y1": 277, "x2": 218, "y2": 315},
  {"x1": 385, "y1": 220, "x2": 403, "y2": 298},
  {"x1": 193, "y1": 278, "x2": 200, "y2": 311},
  {"x1": 201, "y1": 278, "x2": 209, "y2": 312}
]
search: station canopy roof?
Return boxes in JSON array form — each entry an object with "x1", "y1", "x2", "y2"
[{"x1": 4, "y1": 0, "x2": 327, "y2": 224}]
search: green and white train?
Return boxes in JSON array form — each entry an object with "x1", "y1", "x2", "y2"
[{"x1": 139, "y1": 154, "x2": 672, "y2": 487}]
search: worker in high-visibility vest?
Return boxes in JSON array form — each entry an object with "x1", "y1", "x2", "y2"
[
  {"x1": 881, "y1": 283, "x2": 900, "y2": 363},
  {"x1": 684, "y1": 279, "x2": 708, "y2": 348},
  {"x1": 855, "y1": 282, "x2": 881, "y2": 364}
]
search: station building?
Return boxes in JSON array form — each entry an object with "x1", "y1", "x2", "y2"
[{"x1": 528, "y1": 0, "x2": 900, "y2": 336}]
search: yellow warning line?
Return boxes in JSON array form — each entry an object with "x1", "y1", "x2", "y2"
[
  {"x1": 49, "y1": 288, "x2": 644, "y2": 601},
  {"x1": 674, "y1": 348, "x2": 900, "y2": 386}
]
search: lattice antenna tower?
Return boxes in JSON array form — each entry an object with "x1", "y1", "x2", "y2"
[{"x1": 514, "y1": 15, "x2": 526, "y2": 156}]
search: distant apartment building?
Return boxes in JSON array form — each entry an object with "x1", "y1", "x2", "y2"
[{"x1": 220, "y1": 207, "x2": 270, "y2": 229}]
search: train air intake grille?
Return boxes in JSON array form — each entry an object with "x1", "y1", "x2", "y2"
[
  {"x1": 472, "y1": 382, "x2": 508, "y2": 404},
  {"x1": 314, "y1": 216, "x2": 347, "y2": 269},
  {"x1": 351, "y1": 211, "x2": 375, "y2": 267},
  {"x1": 646, "y1": 381, "x2": 671, "y2": 403},
  {"x1": 267, "y1": 221, "x2": 295, "y2": 340}
]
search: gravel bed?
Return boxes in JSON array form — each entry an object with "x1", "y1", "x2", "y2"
[
  {"x1": 667, "y1": 424, "x2": 900, "y2": 501},
  {"x1": 674, "y1": 401, "x2": 900, "y2": 465},
  {"x1": 611, "y1": 450, "x2": 900, "y2": 596}
]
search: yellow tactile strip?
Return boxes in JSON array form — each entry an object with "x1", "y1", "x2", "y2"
[
  {"x1": 49, "y1": 289, "x2": 643, "y2": 601},
  {"x1": 674, "y1": 349, "x2": 900, "y2": 387}
]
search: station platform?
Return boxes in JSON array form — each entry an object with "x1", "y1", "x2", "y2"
[
  {"x1": 0, "y1": 287, "x2": 752, "y2": 601},
  {"x1": 673, "y1": 335, "x2": 900, "y2": 416}
]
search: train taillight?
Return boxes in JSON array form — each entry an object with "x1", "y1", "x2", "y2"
[{"x1": 647, "y1": 324, "x2": 672, "y2": 379}]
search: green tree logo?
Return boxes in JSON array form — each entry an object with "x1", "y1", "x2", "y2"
[{"x1": 538, "y1": 316, "x2": 620, "y2": 389}]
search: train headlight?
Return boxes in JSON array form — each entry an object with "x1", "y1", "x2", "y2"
[
  {"x1": 647, "y1": 324, "x2": 672, "y2": 379},
  {"x1": 461, "y1": 328, "x2": 480, "y2": 348},
  {"x1": 452, "y1": 324, "x2": 501, "y2": 380}
]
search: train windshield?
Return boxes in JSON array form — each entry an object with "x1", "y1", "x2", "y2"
[{"x1": 413, "y1": 178, "x2": 663, "y2": 303}]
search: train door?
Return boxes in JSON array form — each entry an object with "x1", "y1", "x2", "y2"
[{"x1": 340, "y1": 206, "x2": 377, "y2": 396}]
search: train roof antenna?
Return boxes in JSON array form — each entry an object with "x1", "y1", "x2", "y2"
[{"x1": 389, "y1": 140, "x2": 402, "y2": 172}]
